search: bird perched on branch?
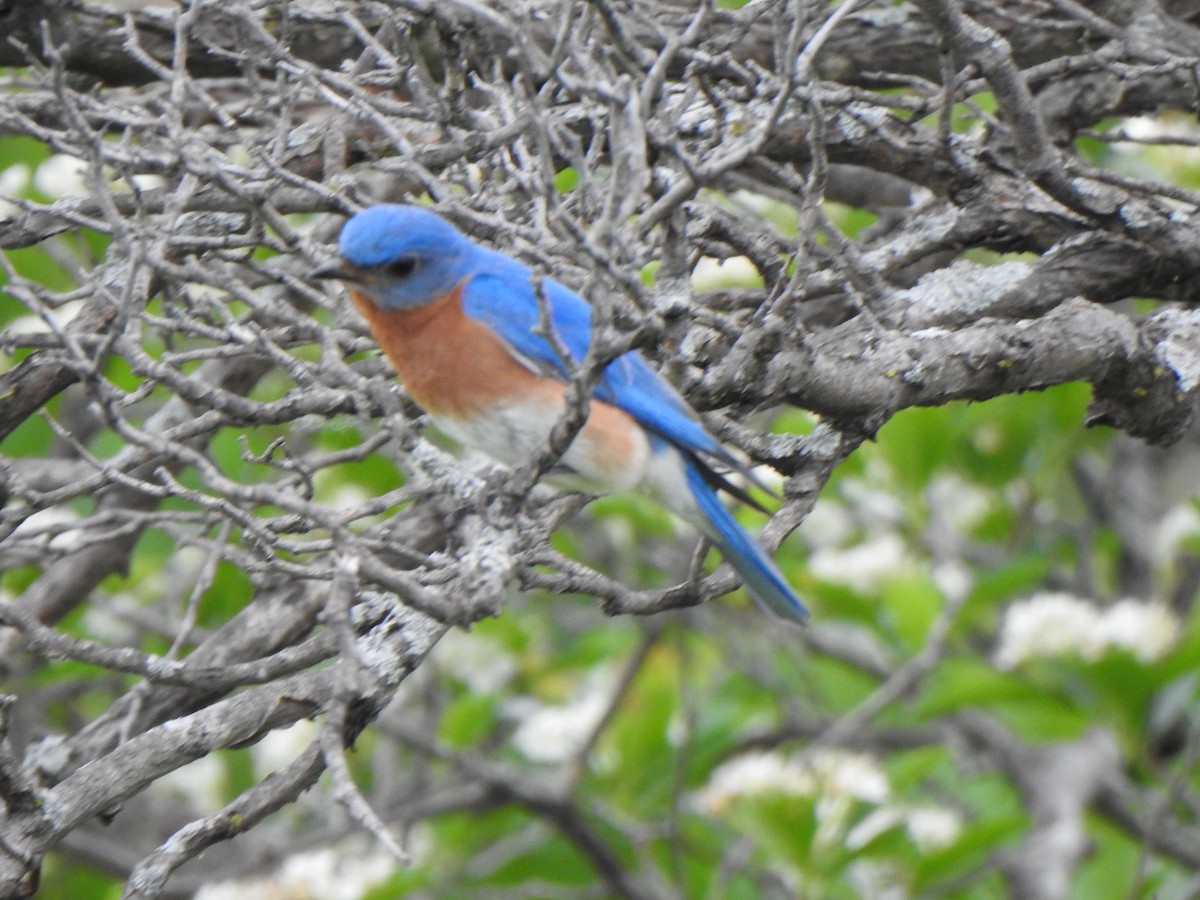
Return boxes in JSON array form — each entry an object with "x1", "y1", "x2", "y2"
[{"x1": 315, "y1": 204, "x2": 807, "y2": 623}]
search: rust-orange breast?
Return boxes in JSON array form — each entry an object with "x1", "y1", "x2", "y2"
[
  {"x1": 350, "y1": 285, "x2": 545, "y2": 418},
  {"x1": 350, "y1": 285, "x2": 650, "y2": 487}
]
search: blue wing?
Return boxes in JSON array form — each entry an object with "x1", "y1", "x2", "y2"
[
  {"x1": 461, "y1": 248, "x2": 808, "y2": 623},
  {"x1": 684, "y1": 458, "x2": 810, "y2": 622},
  {"x1": 460, "y1": 250, "x2": 735, "y2": 466}
]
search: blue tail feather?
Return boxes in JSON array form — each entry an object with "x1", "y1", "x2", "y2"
[{"x1": 683, "y1": 460, "x2": 809, "y2": 624}]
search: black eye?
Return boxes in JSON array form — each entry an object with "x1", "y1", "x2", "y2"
[{"x1": 387, "y1": 257, "x2": 418, "y2": 278}]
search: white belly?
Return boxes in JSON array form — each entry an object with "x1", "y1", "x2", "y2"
[{"x1": 431, "y1": 398, "x2": 651, "y2": 495}]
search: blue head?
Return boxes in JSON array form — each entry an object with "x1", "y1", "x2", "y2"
[{"x1": 321, "y1": 205, "x2": 478, "y2": 309}]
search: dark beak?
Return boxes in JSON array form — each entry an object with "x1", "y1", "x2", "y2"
[{"x1": 312, "y1": 261, "x2": 360, "y2": 282}]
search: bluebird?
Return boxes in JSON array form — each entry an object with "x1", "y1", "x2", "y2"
[{"x1": 315, "y1": 204, "x2": 807, "y2": 623}]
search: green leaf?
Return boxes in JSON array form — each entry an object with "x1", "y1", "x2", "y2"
[
  {"x1": 913, "y1": 813, "x2": 1026, "y2": 890},
  {"x1": 886, "y1": 746, "x2": 952, "y2": 792},
  {"x1": 554, "y1": 167, "x2": 579, "y2": 192},
  {"x1": 915, "y1": 658, "x2": 1033, "y2": 718},
  {"x1": 439, "y1": 692, "x2": 499, "y2": 748},
  {"x1": 879, "y1": 573, "x2": 941, "y2": 651}
]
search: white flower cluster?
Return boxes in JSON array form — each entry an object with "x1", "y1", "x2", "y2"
[
  {"x1": 157, "y1": 754, "x2": 227, "y2": 815},
  {"x1": 252, "y1": 719, "x2": 321, "y2": 776},
  {"x1": 434, "y1": 629, "x2": 518, "y2": 694},
  {"x1": 0, "y1": 163, "x2": 30, "y2": 218},
  {"x1": 802, "y1": 469, "x2": 920, "y2": 594},
  {"x1": 510, "y1": 685, "x2": 610, "y2": 764},
  {"x1": 695, "y1": 749, "x2": 960, "y2": 854},
  {"x1": 196, "y1": 845, "x2": 397, "y2": 900},
  {"x1": 691, "y1": 255, "x2": 761, "y2": 290},
  {"x1": 994, "y1": 593, "x2": 1179, "y2": 669},
  {"x1": 808, "y1": 532, "x2": 911, "y2": 594}
]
